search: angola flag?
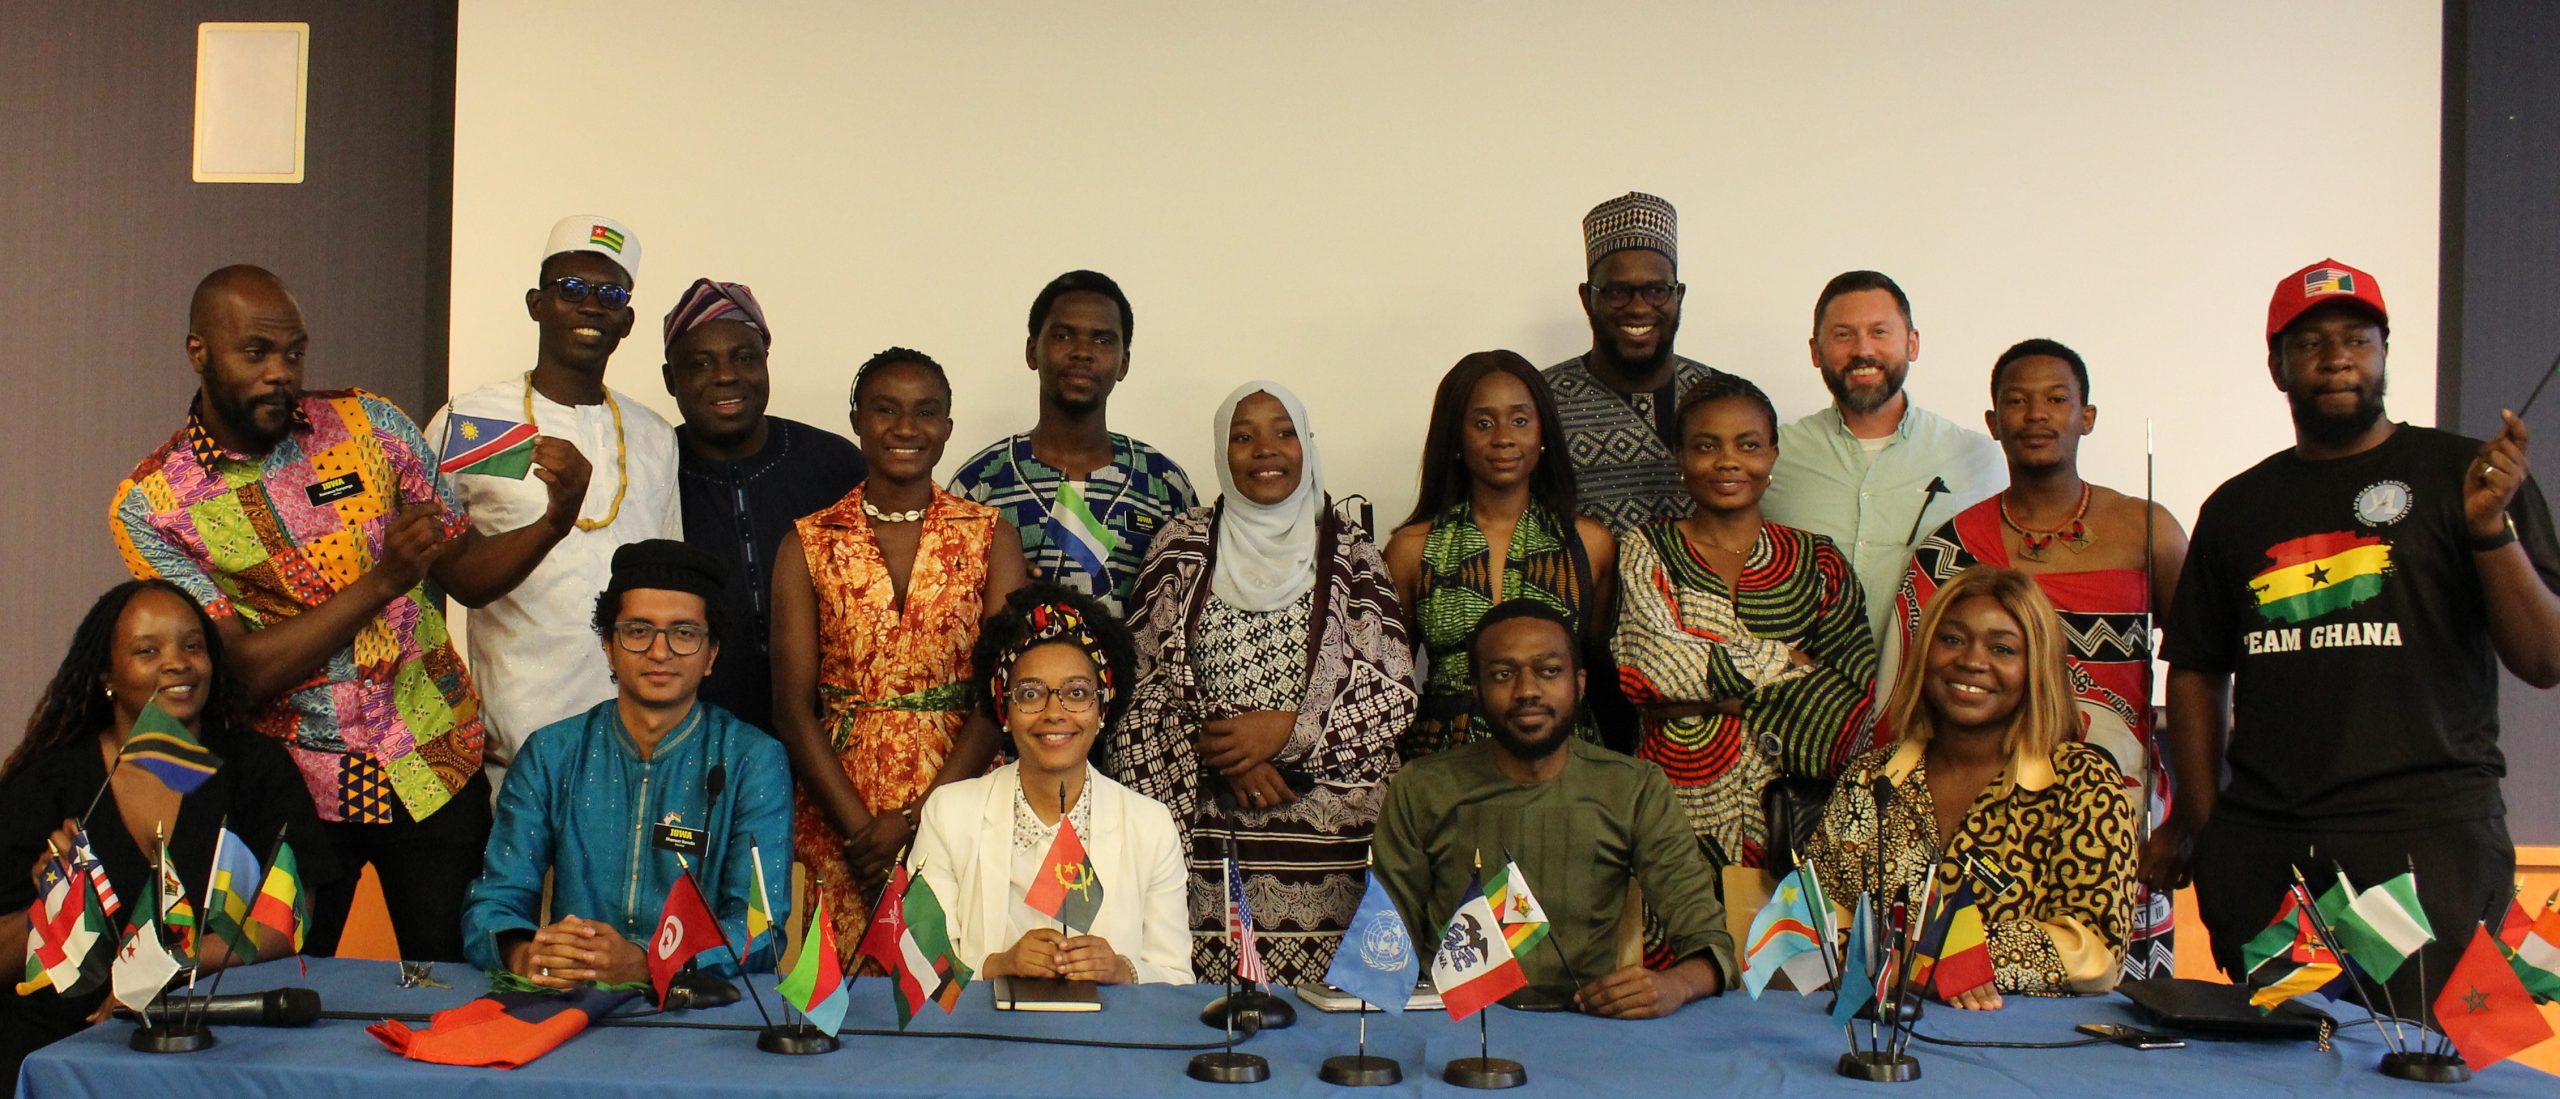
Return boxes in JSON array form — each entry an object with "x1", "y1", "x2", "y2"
[
  {"x1": 777, "y1": 892, "x2": 848, "y2": 1035},
  {"x1": 2248, "y1": 531, "x2": 2392, "y2": 624},
  {"x1": 438, "y1": 413, "x2": 539, "y2": 478},
  {"x1": 1023, "y1": 815, "x2": 1104, "y2": 934},
  {"x1": 118, "y1": 697, "x2": 221, "y2": 794}
]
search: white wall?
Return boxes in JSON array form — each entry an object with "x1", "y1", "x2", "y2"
[{"x1": 450, "y1": 1, "x2": 2439, "y2": 537}]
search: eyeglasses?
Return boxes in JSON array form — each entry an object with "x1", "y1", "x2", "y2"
[
  {"x1": 1006, "y1": 679, "x2": 1101, "y2": 713},
  {"x1": 1591, "y1": 282, "x2": 1680, "y2": 309},
  {"x1": 545, "y1": 276, "x2": 632, "y2": 310},
  {"x1": 610, "y1": 620, "x2": 710, "y2": 655}
]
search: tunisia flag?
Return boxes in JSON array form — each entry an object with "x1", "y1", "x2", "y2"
[{"x1": 646, "y1": 874, "x2": 726, "y2": 1003}]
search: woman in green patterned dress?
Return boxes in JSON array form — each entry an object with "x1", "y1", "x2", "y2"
[{"x1": 1384, "y1": 351, "x2": 1617, "y2": 760}]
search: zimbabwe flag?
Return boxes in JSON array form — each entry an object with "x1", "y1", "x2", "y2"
[{"x1": 2249, "y1": 531, "x2": 2392, "y2": 624}]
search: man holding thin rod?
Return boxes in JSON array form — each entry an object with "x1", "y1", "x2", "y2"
[{"x1": 2148, "y1": 259, "x2": 2560, "y2": 1014}]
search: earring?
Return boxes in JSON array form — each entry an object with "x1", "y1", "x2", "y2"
[{"x1": 103, "y1": 686, "x2": 115, "y2": 701}]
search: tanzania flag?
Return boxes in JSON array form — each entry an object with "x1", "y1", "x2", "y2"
[
  {"x1": 438, "y1": 413, "x2": 539, "y2": 478},
  {"x1": 2249, "y1": 531, "x2": 2392, "y2": 624},
  {"x1": 203, "y1": 826, "x2": 262, "y2": 962},
  {"x1": 2243, "y1": 889, "x2": 2340, "y2": 1011},
  {"x1": 1024, "y1": 815, "x2": 1103, "y2": 934},
  {"x1": 1045, "y1": 481, "x2": 1119, "y2": 585},
  {"x1": 777, "y1": 892, "x2": 848, "y2": 1035},
  {"x1": 247, "y1": 839, "x2": 308, "y2": 955},
  {"x1": 2434, "y1": 925, "x2": 2556, "y2": 1070},
  {"x1": 892, "y1": 875, "x2": 971, "y2": 1028},
  {"x1": 1485, "y1": 857, "x2": 1551, "y2": 957},
  {"x1": 119, "y1": 698, "x2": 221, "y2": 794},
  {"x1": 2314, "y1": 870, "x2": 2431, "y2": 983},
  {"x1": 370, "y1": 986, "x2": 639, "y2": 1068}
]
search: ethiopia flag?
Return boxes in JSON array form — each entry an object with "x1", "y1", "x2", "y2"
[
  {"x1": 119, "y1": 698, "x2": 221, "y2": 794},
  {"x1": 777, "y1": 892, "x2": 848, "y2": 1035},
  {"x1": 1023, "y1": 815, "x2": 1104, "y2": 934},
  {"x1": 438, "y1": 413, "x2": 539, "y2": 478},
  {"x1": 2249, "y1": 531, "x2": 2392, "y2": 624}
]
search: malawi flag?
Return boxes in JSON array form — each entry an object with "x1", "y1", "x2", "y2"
[
  {"x1": 2434, "y1": 925, "x2": 2557, "y2": 1070},
  {"x1": 438, "y1": 414, "x2": 539, "y2": 478},
  {"x1": 777, "y1": 892, "x2": 848, "y2": 1035},
  {"x1": 644, "y1": 874, "x2": 726, "y2": 1004},
  {"x1": 369, "y1": 986, "x2": 639, "y2": 1068},
  {"x1": 892, "y1": 875, "x2": 972, "y2": 1028},
  {"x1": 2249, "y1": 531, "x2": 2392, "y2": 624},
  {"x1": 1430, "y1": 867, "x2": 1526, "y2": 1020},
  {"x1": 119, "y1": 698, "x2": 221, "y2": 794},
  {"x1": 1024, "y1": 816, "x2": 1104, "y2": 934}
]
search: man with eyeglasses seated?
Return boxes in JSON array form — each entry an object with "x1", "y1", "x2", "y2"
[
  {"x1": 462, "y1": 539, "x2": 792, "y2": 990},
  {"x1": 1542, "y1": 192, "x2": 1725, "y2": 535},
  {"x1": 429, "y1": 215, "x2": 683, "y2": 795}
]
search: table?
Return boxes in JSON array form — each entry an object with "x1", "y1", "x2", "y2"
[{"x1": 17, "y1": 959, "x2": 2551, "y2": 1098}]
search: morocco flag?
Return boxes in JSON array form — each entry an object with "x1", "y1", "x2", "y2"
[
  {"x1": 1429, "y1": 868, "x2": 1525, "y2": 1020},
  {"x1": 645, "y1": 874, "x2": 725, "y2": 1003},
  {"x1": 2433, "y1": 925, "x2": 2556, "y2": 1070}
]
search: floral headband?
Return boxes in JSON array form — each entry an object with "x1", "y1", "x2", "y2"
[{"x1": 990, "y1": 602, "x2": 1115, "y2": 710}]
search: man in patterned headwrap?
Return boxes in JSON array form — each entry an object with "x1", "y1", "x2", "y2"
[
  {"x1": 1543, "y1": 192, "x2": 1725, "y2": 534},
  {"x1": 662, "y1": 277, "x2": 865, "y2": 734}
]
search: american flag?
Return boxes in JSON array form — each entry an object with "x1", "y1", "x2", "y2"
[{"x1": 1224, "y1": 853, "x2": 1267, "y2": 985}]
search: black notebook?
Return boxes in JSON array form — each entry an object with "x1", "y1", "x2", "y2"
[
  {"x1": 2115, "y1": 978, "x2": 2333, "y2": 1040},
  {"x1": 991, "y1": 976, "x2": 1103, "y2": 1012}
]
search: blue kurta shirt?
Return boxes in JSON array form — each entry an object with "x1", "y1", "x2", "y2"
[{"x1": 462, "y1": 699, "x2": 792, "y2": 977}]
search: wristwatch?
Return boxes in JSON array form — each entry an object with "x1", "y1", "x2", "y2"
[{"x1": 2470, "y1": 514, "x2": 2519, "y2": 553}]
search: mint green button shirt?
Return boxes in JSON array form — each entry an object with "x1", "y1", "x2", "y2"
[{"x1": 1764, "y1": 403, "x2": 2007, "y2": 641}]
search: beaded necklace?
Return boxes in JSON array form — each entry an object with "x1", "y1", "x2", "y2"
[{"x1": 523, "y1": 372, "x2": 627, "y2": 532}]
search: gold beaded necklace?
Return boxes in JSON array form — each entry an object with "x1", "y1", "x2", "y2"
[{"x1": 523, "y1": 371, "x2": 627, "y2": 532}]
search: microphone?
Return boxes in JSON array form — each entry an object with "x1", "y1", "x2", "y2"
[
  {"x1": 1906, "y1": 477, "x2": 1952, "y2": 545},
  {"x1": 706, "y1": 763, "x2": 727, "y2": 812},
  {"x1": 116, "y1": 987, "x2": 321, "y2": 1027}
]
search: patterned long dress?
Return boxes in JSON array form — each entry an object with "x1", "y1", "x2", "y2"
[
  {"x1": 1108, "y1": 502, "x2": 1419, "y2": 986},
  {"x1": 1404, "y1": 499, "x2": 1600, "y2": 759},
  {"x1": 793, "y1": 485, "x2": 995, "y2": 957},
  {"x1": 1893, "y1": 498, "x2": 2173, "y2": 981},
  {"x1": 1613, "y1": 520, "x2": 1880, "y2": 869}
]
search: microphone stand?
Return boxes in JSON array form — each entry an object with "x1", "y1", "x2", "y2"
[{"x1": 131, "y1": 824, "x2": 211, "y2": 1054}]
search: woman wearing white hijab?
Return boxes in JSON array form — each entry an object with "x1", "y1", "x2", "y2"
[{"x1": 1108, "y1": 382, "x2": 1418, "y2": 985}]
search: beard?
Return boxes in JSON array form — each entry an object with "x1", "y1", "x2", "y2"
[
  {"x1": 1822, "y1": 356, "x2": 1908, "y2": 414},
  {"x1": 2287, "y1": 378, "x2": 2388, "y2": 446},
  {"x1": 207, "y1": 386, "x2": 296, "y2": 450},
  {"x1": 1586, "y1": 310, "x2": 1680, "y2": 380},
  {"x1": 1486, "y1": 701, "x2": 1575, "y2": 761}
]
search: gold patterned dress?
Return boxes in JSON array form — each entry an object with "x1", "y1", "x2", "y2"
[{"x1": 793, "y1": 485, "x2": 996, "y2": 955}]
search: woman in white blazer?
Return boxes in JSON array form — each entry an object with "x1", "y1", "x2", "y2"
[{"x1": 913, "y1": 584, "x2": 1193, "y2": 985}]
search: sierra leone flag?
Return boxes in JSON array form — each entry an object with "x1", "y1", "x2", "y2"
[
  {"x1": 438, "y1": 413, "x2": 539, "y2": 478},
  {"x1": 1045, "y1": 481, "x2": 1118, "y2": 587},
  {"x1": 119, "y1": 697, "x2": 221, "y2": 794},
  {"x1": 2249, "y1": 531, "x2": 2392, "y2": 624}
]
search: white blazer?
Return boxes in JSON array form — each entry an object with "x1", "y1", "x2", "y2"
[{"x1": 913, "y1": 764, "x2": 1194, "y2": 985}]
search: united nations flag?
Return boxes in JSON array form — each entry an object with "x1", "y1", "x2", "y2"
[{"x1": 1323, "y1": 870, "x2": 1418, "y2": 1012}]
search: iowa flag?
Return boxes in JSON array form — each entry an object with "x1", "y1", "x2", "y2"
[
  {"x1": 438, "y1": 413, "x2": 539, "y2": 478},
  {"x1": 1024, "y1": 815, "x2": 1104, "y2": 934},
  {"x1": 119, "y1": 697, "x2": 222, "y2": 794},
  {"x1": 2249, "y1": 531, "x2": 2392, "y2": 624},
  {"x1": 1430, "y1": 867, "x2": 1526, "y2": 1020}
]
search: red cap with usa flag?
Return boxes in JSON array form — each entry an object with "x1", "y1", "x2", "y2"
[{"x1": 2266, "y1": 258, "x2": 2387, "y2": 343}]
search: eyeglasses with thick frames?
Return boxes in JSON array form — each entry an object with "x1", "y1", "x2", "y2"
[
  {"x1": 610, "y1": 620, "x2": 710, "y2": 655},
  {"x1": 544, "y1": 275, "x2": 632, "y2": 310},
  {"x1": 1591, "y1": 282, "x2": 1680, "y2": 309},
  {"x1": 1006, "y1": 679, "x2": 1101, "y2": 714}
]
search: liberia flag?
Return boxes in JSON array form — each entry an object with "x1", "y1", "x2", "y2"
[{"x1": 438, "y1": 413, "x2": 539, "y2": 478}]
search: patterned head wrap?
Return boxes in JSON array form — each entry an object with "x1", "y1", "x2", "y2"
[
  {"x1": 662, "y1": 278, "x2": 771, "y2": 349},
  {"x1": 1582, "y1": 191, "x2": 1677, "y2": 271},
  {"x1": 989, "y1": 601, "x2": 1116, "y2": 714}
]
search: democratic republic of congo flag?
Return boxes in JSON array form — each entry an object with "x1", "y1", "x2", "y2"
[
  {"x1": 2249, "y1": 531, "x2": 2392, "y2": 624},
  {"x1": 438, "y1": 413, "x2": 539, "y2": 478}
]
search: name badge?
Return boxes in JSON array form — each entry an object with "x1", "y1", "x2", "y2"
[
  {"x1": 1128, "y1": 511, "x2": 1158, "y2": 534},
  {"x1": 650, "y1": 823, "x2": 705, "y2": 854},
  {"x1": 306, "y1": 473, "x2": 366, "y2": 507}
]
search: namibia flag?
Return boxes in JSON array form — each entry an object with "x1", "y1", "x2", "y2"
[
  {"x1": 2249, "y1": 531, "x2": 2392, "y2": 624},
  {"x1": 438, "y1": 413, "x2": 539, "y2": 478}
]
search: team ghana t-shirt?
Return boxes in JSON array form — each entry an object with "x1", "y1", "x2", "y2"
[{"x1": 2163, "y1": 425, "x2": 2560, "y2": 830}]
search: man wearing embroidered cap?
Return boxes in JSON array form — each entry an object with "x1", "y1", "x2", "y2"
[
  {"x1": 663, "y1": 277, "x2": 865, "y2": 734},
  {"x1": 2152, "y1": 258, "x2": 2560, "y2": 1010},
  {"x1": 1543, "y1": 193, "x2": 1724, "y2": 535},
  {"x1": 429, "y1": 215, "x2": 682, "y2": 791}
]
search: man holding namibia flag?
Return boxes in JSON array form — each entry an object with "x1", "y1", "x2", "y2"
[{"x1": 2151, "y1": 258, "x2": 2560, "y2": 1013}]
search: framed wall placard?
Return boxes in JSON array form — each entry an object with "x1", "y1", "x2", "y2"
[{"x1": 193, "y1": 21, "x2": 308, "y2": 183}]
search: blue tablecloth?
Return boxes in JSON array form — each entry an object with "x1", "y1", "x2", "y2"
[{"x1": 16, "y1": 959, "x2": 2551, "y2": 1098}]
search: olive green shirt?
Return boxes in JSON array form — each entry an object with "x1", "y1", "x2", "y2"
[{"x1": 1373, "y1": 738, "x2": 1735, "y2": 993}]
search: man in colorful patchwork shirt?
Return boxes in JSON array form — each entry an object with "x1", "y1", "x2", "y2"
[
  {"x1": 2150, "y1": 259, "x2": 2560, "y2": 1010},
  {"x1": 110, "y1": 265, "x2": 593, "y2": 959}
]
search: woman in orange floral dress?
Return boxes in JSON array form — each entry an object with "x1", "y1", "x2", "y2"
[{"x1": 773, "y1": 349, "x2": 1027, "y2": 957}]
